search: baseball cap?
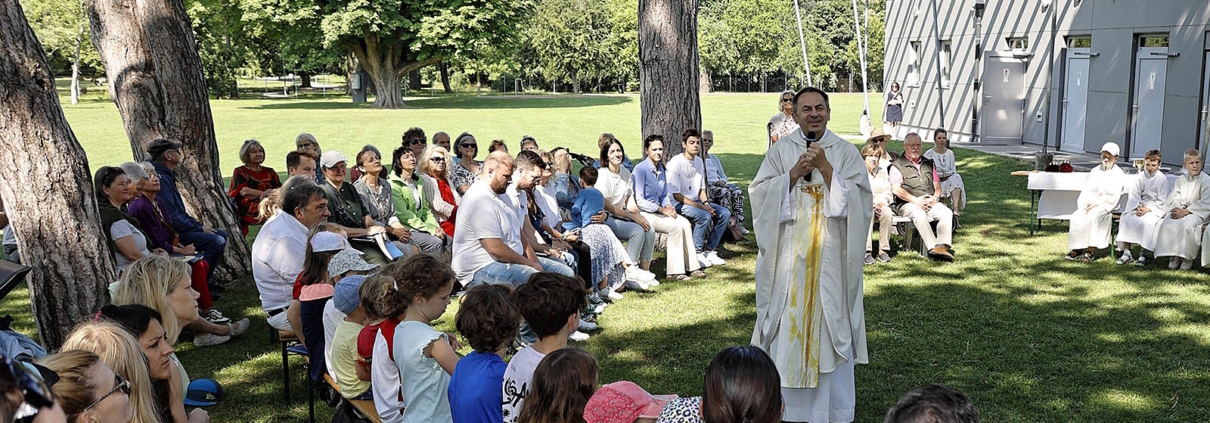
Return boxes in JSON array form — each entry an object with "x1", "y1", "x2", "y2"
[
  {"x1": 1100, "y1": 142, "x2": 1120, "y2": 157},
  {"x1": 310, "y1": 232, "x2": 348, "y2": 253},
  {"x1": 183, "y1": 378, "x2": 223, "y2": 407},
  {"x1": 320, "y1": 151, "x2": 349, "y2": 169},
  {"x1": 333, "y1": 274, "x2": 369, "y2": 314},
  {"x1": 328, "y1": 248, "x2": 378, "y2": 279},
  {"x1": 584, "y1": 381, "x2": 676, "y2": 423},
  {"x1": 146, "y1": 138, "x2": 183, "y2": 158}
]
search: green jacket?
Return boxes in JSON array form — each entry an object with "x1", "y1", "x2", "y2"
[{"x1": 389, "y1": 173, "x2": 440, "y2": 234}]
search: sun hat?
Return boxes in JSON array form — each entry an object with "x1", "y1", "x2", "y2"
[
  {"x1": 333, "y1": 274, "x2": 369, "y2": 314},
  {"x1": 866, "y1": 127, "x2": 891, "y2": 144},
  {"x1": 584, "y1": 381, "x2": 677, "y2": 423},
  {"x1": 183, "y1": 378, "x2": 222, "y2": 407},
  {"x1": 328, "y1": 248, "x2": 378, "y2": 279},
  {"x1": 320, "y1": 150, "x2": 349, "y2": 169},
  {"x1": 310, "y1": 232, "x2": 348, "y2": 253}
]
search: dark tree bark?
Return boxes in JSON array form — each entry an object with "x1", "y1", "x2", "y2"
[
  {"x1": 408, "y1": 70, "x2": 421, "y2": 91},
  {"x1": 639, "y1": 0, "x2": 701, "y2": 159},
  {"x1": 0, "y1": 0, "x2": 115, "y2": 348},
  {"x1": 300, "y1": 73, "x2": 313, "y2": 88},
  {"x1": 87, "y1": 0, "x2": 251, "y2": 283},
  {"x1": 440, "y1": 62, "x2": 452, "y2": 93}
]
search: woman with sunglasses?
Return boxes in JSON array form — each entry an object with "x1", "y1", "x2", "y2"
[
  {"x1": 62, "y1": 321, "x2": 163, "y2": 423},
  {"x1": 389, "y1": 146, "x2": 451, "y2": 255},
  {"x1": 418, "y1": 145, "x2": 460, "y2": 237},
  {"x1": 227, "y1": 139, "x2": 281, "y2": 236},
  {"x1": 450, "y1": 133, "x2": 481, "y2": 196},
  {"x1": 767, "y1": 90, "x2": 799, "y2": 147},
  {"x1": 39, "y1": 350, "x2": 133, "y2": 423}
]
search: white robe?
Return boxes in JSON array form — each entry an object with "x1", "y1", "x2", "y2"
[
  {"x1": 1115, "y1": 170, "x2": 1169, "y2": 251},
  {"x1": 1067, "y1": 165, "x2": 1125, "y2": 250},
  {"x1": 750, "y1": 128, "x2": 871, "y2": 423},
  {"x1": 1155, "y1": 172, "x2": 1210, "y2": 259}
]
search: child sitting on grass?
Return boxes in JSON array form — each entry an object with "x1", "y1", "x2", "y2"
[
  {"x1": 329, "y1": 274, "x2": 371, "y2": 399},
  {"x1": 448, "y1": 284, "x2": 521, "y2": 423},
  {"x1": 515, "y1": 348, "x2": 599, "y2": 423},
  {"x1": 503, "y1": 273, "x2": 589, "y2": 423},
  {"x1": 385, "y1": 254, "x2": 462, "y2": 423}
]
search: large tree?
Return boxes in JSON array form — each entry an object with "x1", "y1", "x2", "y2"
[
  {"x1": 24, "y1": 0, "x2": 100, "y2": 103},
  {"x1": 639, "y1": 0, "x2": 701, "y2": 158},
  {"x1": 312, "y1": 0, "x2": 531, "y2": 108},
  {"x1": 0, "y1": 0, "x2": 114, "y2": 348},
  {"x1": 87, "y1": 0, "x2": 252, "y2": 282}
]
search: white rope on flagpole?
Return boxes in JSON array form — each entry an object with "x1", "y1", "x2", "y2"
[{"x1": 793, "y1": 0, "x2": 812, "y2": 87}]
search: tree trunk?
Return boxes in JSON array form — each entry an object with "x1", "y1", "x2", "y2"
[
  {"x1": 639, "y1": 0, "x2": 701, "y2": 160},
  {"x1": 0, "y1": 0, "x2": 115, "y2": 348},
  {"x1": 88, "y1": 0, "x2": 251, "y2": 283},
  {"x1": 440, "y1": 62, "x2": 452, "y2": 93},
  {"x1": 343, "y1": 39, "x2": 439, "y2": 108},
  {"x1": 408, "y1": 70, "x2": 421, "y2": 91},
  {"x1": 300, "y1": 73, "x2": 312, "y2": 88}
]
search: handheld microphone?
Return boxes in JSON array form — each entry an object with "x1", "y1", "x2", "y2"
[{"x1": 803, "y1": 131, "x2": 817, "y2": 182}]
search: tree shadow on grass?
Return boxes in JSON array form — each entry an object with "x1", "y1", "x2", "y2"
[{"x1": 241, "y1": 95, "x2": 635, "y2": 111}]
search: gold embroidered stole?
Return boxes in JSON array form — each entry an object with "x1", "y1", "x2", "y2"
[{"x1": 786, "y1": 182, "x2": 826, "y2": 388}]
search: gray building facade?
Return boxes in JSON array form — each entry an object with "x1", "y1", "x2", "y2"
[{"x1": 884, "y1": 0, "x2": 1210, "y2": 163}]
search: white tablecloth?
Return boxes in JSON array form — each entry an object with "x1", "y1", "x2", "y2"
[{"x1": 1028, "y1": 172, "x2": 1177, "y2": 220}]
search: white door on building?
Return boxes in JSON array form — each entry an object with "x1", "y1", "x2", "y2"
[
  {"x1": 1130, "y1": 37, "x2": 1170, "y2": 159},
  {"x1": 1061, "y1": 49, "x2": 1090, "y2": 153},
  {"x1": 981, "y1": 53, "x2": 1026, "y2": 144}
]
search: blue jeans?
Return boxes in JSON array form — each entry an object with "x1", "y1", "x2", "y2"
[
  {"x1": 468, "y1": 257, "x2": 574, "y2": 288},
  {"x1": 604, "y1": 216, "x2": 655, "y2": 263},
  {"x1": 676, "y1": 203, "x2": 731, "y2": 252},
  {"x1": 178, "y1": 229, "x2": 227, "y2": 280}
]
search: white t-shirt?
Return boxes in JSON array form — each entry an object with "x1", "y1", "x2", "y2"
[
  {"x1": 597, "y1": 166, "x2": 633, "y2": 210},
  {"x1": 109, "y1": 220, "x2": 150, "y2": 275},
  {"x1": 666, "y1": 154, "x2": 705, "y2": 206},
  {"x1": 502, "y1": 347, "x2": 546, "y2": 423},
  {"x1": 452, "y1": 180, "x2": 527, "y2": 285}
]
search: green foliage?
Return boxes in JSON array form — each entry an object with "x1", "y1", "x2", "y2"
[
  {"x1": 846, "y1": 8, "x2": 885, "y2": 90},
  {"x1": 187, "y1": 0, "x2": 250, "y2": 98},
  {"x1": 235, "y1": 0, "x2": 344, "y2": 79},
  {"x1": 24, "y1": 0, "x2": 101, "y2": 75}
]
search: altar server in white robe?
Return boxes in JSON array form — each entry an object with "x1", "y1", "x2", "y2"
[
  {"x1": 750, "y1": 87, "x2": 871, "y2": 423},
  {"x1": 1066, "y1": 142, "x2": 1125, "y2": 262},
  {"x1": 1115, "y1": 150, "x2": 1169, "y2": 266},
  {"x1": 1156, "y1": 149, "x2": 1210, "y2": 270}
]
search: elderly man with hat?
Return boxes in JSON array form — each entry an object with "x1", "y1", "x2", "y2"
[
  {"x1": 147, "y1": 138, "x2": 229, "y2": 285},
  {"x1": 1065, "y1": 142, "x2": 1126, "y2": 263},
  {"x1": 318, "y1": 150, "x2": 408, "y2": 265}
]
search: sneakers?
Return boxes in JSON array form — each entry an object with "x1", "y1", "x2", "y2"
[
  {"x1": 1181, "y1": 258, "x2": 1194, "y2": 270},
  {"x1": 225, "y1": 318, "x2": 250, "y2": 338},
  {"x1": 626, "y1": 266, "x2": 657, "y2": 282},
  {"x1": 577, "y1": 318, "x2": 599, "y2": 332},
  {"x1": 586, "y1": 294, "x2": 608, "y2": 314},
  {"x1": 704, "y1": 251, "x2": 725, "y2": 266},
  {"x1": 201, "y1": 309, "x2": 231, "y2": 325},
  {"x1": 623, "y1": 278, "x2": 652, "y2": 292},
  {"x1": 1169, "y1": 258, "x2": 1180, "y2": 269},
  {"x1": 1135, "y1": 256, "x2": 1148, "y2": 267},
  {"x1": 606, "y1": 289, "x2": 624, "y2": 301},
  {"x1": 696, "y1": 253, "x2": 713, "y2": 268},
  {"x1": 569, "y1": 331, "x2": 590, "y2": 342},
  {"x1": 863, "y1": 252, "x2": 875, "y2": 265},
  {"x1": 1116, "y1": 251, "x2": 1133, "y2": 265},
  {"x1": 927, "y1": 246, "x2": 954, "y2": 262},
  {"x1": 194, "y1": 333, "x2": 231, "y2": 347},
  {"x1": 877, "y1": 251, "x2": 892, "y2": 263}
]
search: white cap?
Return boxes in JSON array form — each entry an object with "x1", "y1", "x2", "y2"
[
  {"x1": 320, "y1": 151, "x2": 348, "y2": 169},
  {"x1": 1100, "y1": 142, "x2": 1120, "y2": 157},
  {"x1": 309, "y1": 232, "x2": 349, "y2": 253}
]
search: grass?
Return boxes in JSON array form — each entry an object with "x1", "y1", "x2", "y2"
[{"x1": 4, "y1": 89, "x2": 1208, "y2": 422}]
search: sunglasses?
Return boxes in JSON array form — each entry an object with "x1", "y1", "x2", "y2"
[
  {"x1": 430, "y1": 157, "x2": 446, "y2": 163},
  {"x1": 781, "y1": 98, "x2": 793, "y2": 102},
  {"x1": 408, "y1": 139, "x2": 426, "y2": 146},
  {"x1": 460, "y1": 144, "x2": 476, "y2": 148},
  {"x1": 82, "y1": 373, "x2": 129, "y2": 412}
]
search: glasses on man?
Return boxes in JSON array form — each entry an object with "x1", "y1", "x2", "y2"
[{"x1": 82, "y1": 373, "x2": 130, "y2": 412}]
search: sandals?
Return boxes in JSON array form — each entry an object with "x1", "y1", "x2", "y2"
[
  {"x1": 668, "y1": 274, "x2": 693, "y2": 281},
  {"x1": 1064, "y1": 251, "x2": 1080, "y2": 261},
  {"x1": 1078, "y1": 252, "x2": 1094, "y2": 263},
  {"x1": 225, "y1": 318, "x2": 251, "y2": 338}
]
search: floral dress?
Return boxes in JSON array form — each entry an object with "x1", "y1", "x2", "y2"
[
  {"x1": 228, "y1": 165, "x2": 281, "y2": 232},
  {"x1": 451, "y1": 160, "x2": 481, "y2": 193}
]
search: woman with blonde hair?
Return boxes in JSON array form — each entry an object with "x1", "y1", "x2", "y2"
[
  {"x1": 61, "y1": 321, "x2": 163, "y2": 423},
  {"x1": 113, "y1": 256, "x2": 249, "y2": 347},
  {"x1": 228, "y1": 139, "x2": 282, "y2": 235},
  {"x1": 418, "y1": 145, "x2": 460, "y2": 237},
  {"x1": 38, "y1": 349, "x2": 133, "y2": 423}
]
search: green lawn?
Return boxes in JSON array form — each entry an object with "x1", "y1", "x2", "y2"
[{"x1": 3, "y1": 90, "x2": 1207, "y2": 422}]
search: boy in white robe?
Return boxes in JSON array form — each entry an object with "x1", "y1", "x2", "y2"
[
  {"x1": 1115, "y1": 150, "x2": 1168, "y2": 266},
  {"x1": 1065, "y1": 142, "x2": 1125, "y2": 262},
  {"x1": 1155, "y1": 149, "x2": 1210, "y2": 270}
]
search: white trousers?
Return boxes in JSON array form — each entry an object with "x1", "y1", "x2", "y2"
[{"x1": 641, "y1": 212, "x2": 700, "y2": 276}]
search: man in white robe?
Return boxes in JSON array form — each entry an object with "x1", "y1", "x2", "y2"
[
  {"x1": 1115, "y1": 150, "x2": 1169, "y2": 266},
  {"x1": 1156, "y1": 149, "x2": 1210, "y2": 270},
  {"x1": 750, "y1": 87, "x2": 871, "y2": 423},
  {"x1": 1066, "y1": 142, "x2": 1125, "y2": 262}
]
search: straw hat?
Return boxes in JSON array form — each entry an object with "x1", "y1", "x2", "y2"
[{"x1": 866, "y1": 127, "x2": 891, "y2": 144}]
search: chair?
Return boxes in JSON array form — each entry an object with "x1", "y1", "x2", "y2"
[{"x1": 269, "y1": 324, "x2": 308, "y2": 405}]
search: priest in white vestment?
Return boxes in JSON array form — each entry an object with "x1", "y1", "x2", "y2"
[
  {"x1": 1156, "y1": 149, "x2": 1210, "y2": 270},
  {"x1": 1066, "y1": 142, "x2": 1125, "y2": 262},
  {"x1": 750, "y1": 87, "x2": 871, "y2": 423},
  {"x1": 1115, "y1": 151, "x2": 1169, "y2": 266}
]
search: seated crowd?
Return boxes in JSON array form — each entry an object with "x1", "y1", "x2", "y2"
[{"x1": 0, "y1": 129, "x2": 988, "y2": 423}]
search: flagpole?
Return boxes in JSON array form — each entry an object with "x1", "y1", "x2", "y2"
[{"x1": 793, "y1": 0, "x2": 813, "y2": 87}]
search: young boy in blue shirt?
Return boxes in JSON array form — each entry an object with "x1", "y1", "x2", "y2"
[{"x1": 448, "y1": 284, "x2": 521, "y2": 423}]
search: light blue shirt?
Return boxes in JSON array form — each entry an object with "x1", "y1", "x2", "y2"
[{"x1": 632, "y1": 159, "x2": 672, "y2": 213}]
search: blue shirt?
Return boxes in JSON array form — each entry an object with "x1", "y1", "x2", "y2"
[
  {"x1": 150, "y1": 161, "x2": 204, "y2": 233},
  {"x1": 567, "y1": 188, "x2": 605, "y2": 230},
  {"x1": 449, "y1": 351, "x2": 507, "y2": 423},
  {"x1": 632, "y1": 159, "x2": 672, "y2": 213}
]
